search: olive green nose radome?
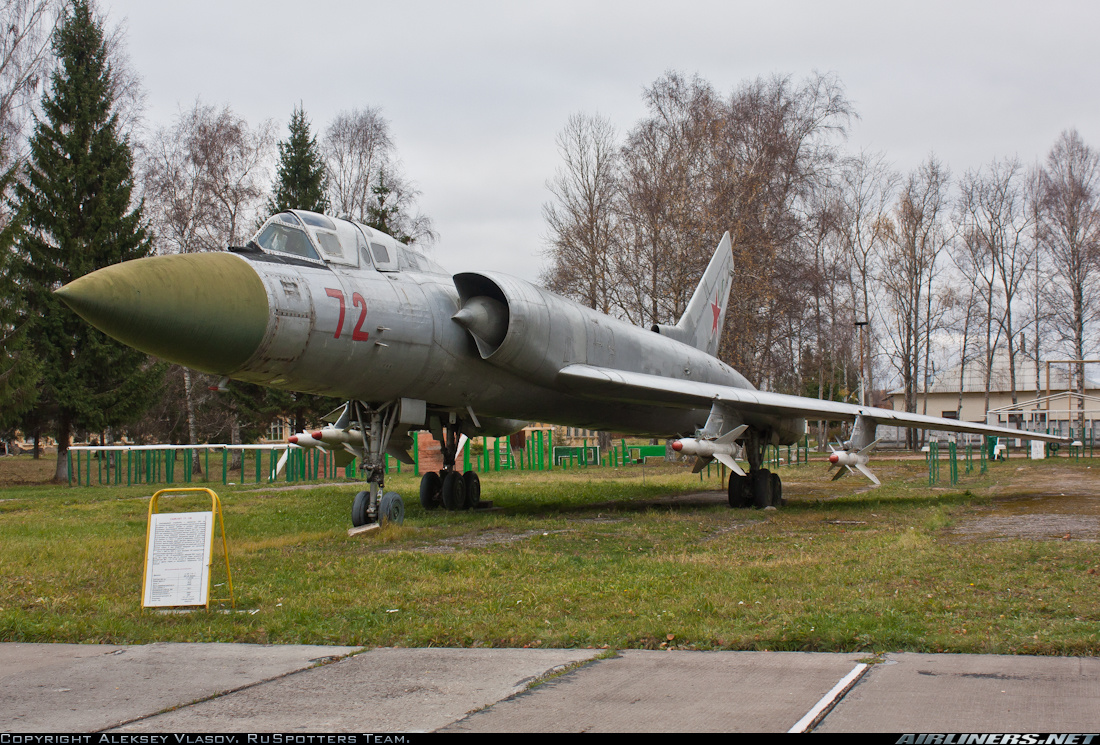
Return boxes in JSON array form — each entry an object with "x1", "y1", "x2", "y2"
[{"x1": 55, "y1": 252, "x2": 270, "y2": 374}]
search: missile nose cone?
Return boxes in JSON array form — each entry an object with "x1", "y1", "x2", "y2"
[
  {"x1": 310, "y1": 431, "x2": 323, "y2": 440},
  {"x1": 671, "y1": 440, "x2": 683, "y2": 452},
  {"x1": 829, "y1": 453, "x2": 839, "y2": 464},
  {"x1": 288, "y1": 436, "x2": 299, "y2": 444},
  {"x1": 55, "y1": 252, "x2": 269, "y2": 374}
]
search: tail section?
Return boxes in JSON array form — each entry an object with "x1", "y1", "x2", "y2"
[{"x1": 650, "y1": 232, "x2": 733, "y2": 358}]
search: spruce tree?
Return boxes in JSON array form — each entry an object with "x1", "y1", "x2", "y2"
[
  {"x1": 259, "y1": 105, "x2": 338, "y2": 436},
  {"x1": 269, "y1": 105, "x2": 328, "y2": 214},
  {"x1": 13, "y1": 0, "x2": 163, "y2": 480},
  {"x1": 364, "y1": 169, "x2": 412, "y2": 243},
  {"x1": 0, "y1": 166, "x2": 40, "y2": 432}
]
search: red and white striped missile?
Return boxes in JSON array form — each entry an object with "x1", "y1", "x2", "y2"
[
  {"x1": 310, "y1": 428, "x2": 363, "y2": 446},
  {"x1": 828, "y1": 440, "x2": 881, "y2": 485},
  {"x1": 672, "y1": 438, "x2": 731, "y2": 458},
  {"x1": 828, "y1": 450, "x2": 862, "y2": 467},
  {"x1": 287, "y1": 431, "x2": 323, "y2": 448},
  {"x1": 671, "y1": 425, "x2": 747, "y2": 475}
]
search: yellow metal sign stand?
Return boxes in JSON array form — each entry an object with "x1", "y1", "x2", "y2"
[{"x1": 142, "y1": 487, "x2": 235, "y2": 610}]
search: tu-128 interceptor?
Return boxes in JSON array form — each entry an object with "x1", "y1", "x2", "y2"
[{"x1": 56, "y1": 209, "x2": 1067, "y2": 526}]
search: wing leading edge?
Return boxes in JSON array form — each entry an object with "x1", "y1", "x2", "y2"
[{"x1": 556, "y1": 363, "x2": 1070, "y2": 444}]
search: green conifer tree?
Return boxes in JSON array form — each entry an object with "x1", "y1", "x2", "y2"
[
  {"x1": 256, "y1": 105, "x2": 339, "y2": 437},
  {"x1": 12, "y1": 0, "x2": 163, "y2": 480},
  {"x1": 269, "y1": 105, "x2": 328, "y2": 214},
  {"x1": 0, "y1": 165, "x2": 41, "y2": 432},
  {"x1": 364, "y1": 169, "x2": 413, "y2": 244}
]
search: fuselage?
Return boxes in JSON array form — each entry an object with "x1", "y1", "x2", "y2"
[
  {"x1": 228, "y1": 250, "x2": 729, "y2": 436},
  {"x1": 56, "y1": 210, "x2": 805, "y2": 443}
]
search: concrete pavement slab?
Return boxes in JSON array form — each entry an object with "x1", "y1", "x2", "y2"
[
  {"x1": 0, "y1": 642, "x2": 358, "y2": 732},
  {"x1": 443, "y1": 649, "x2": 870, "y2": 733},
  {"x1": 110, "y1": 647, "x2": 601, "y2": 733},
  {"x1": 817, "y1": 653, "x2": 1100, "y2": 732}
]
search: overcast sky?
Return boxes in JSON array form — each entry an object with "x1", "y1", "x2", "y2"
[{"x1": 102, "y1": 0, "x2": 1100, "y2": 282}]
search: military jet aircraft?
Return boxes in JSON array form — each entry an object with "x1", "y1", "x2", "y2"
[{"x1": 56, "y1": 209, "x2": 1067, "y2": 526}]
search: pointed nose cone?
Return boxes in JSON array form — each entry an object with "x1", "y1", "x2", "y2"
[{"x1": 55, "y1": 252, "x2": 270, "y2": 374}]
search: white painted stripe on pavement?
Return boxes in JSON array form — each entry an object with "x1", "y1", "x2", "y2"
[{"x1": 788, "y1": 662, "x2": 869, "y2": 733}]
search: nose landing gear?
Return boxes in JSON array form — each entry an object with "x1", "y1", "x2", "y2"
[{"x1": 347, "y1": 401, "x2": 406, "y2": 528}]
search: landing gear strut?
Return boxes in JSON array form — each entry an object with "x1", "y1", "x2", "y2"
[
  {"x1": 728, "y1": 428, "x2": 783, "y2": 509},
  {"x1": 418, "y1": 420, "x2": 481, "y2": 511},
  {"x1": 348, "y1": 401, "x2": 405, "y2": 528}
]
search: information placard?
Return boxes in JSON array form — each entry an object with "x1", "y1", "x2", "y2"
[{"x1": 142, "y1": 511, "x2": 214, "y2": 607}]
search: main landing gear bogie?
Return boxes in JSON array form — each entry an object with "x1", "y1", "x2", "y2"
[
  {"x1": 725, "y1": 428, "x2": 787, "y2": 510},
  {"x1": 727, "y1": 469, "x2": 784, "y2": 509},
  {"x1": 420, "y1": 469, "x2": 481, "y2": 511}
]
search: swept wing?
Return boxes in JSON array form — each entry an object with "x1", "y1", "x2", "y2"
[{"x1": 556, "y1": 363, "x2": 1068, "y2": 445}]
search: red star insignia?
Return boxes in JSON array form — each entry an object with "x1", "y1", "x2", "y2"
[{"x1": 711, "y1": 291, "x2": 722, "y2": 334}]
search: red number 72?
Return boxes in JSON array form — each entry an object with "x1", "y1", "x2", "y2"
[{"x1": 325, "y1": 288, "x2": 369, "y2": 341}]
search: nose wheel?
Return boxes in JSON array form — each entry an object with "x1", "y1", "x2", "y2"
[
  {"x1": 353, "y1": 488, "x2": 405, "y2": 526},
  {"x1": 347, "y1": 401, "x2": 407, "y2": 528}
]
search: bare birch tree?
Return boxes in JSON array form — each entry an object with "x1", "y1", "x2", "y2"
[
  {"x1": 879, "y1": 156, "x2": 951, "y2": 448},
  {"x1": 956, "y1": 158, "x2": 1035, "y2": 415},
  {"x1": 541, "y1": 112, "x2": 621, "y2": 314},
  {"x1": 323, "y1": 107, "x2": 435, "y2": 246},
  {"x1": 324, "y1": 107, "x2": 392, "y2": 222},
  {"x1": 839, "y1": 149, "x2": 898, "y2": 403},
  {"x1": 140, "y1": 102, "x2": 275, "y2": 449},
  {"x1": 142, "y1": 101, "x2": 274, "y2": 253},
  {"x1": 0, "y1": 0, "x2": 57, "y2": 171},
  {"x1": 1038, "y1": 129, "x2": 1100, "y2": 432}
]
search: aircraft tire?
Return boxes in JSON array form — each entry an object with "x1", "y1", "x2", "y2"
[
  {"x1": 419, "y1": 472, "x2": 442, "y2": 510},
  {"x1": 752, "y1": 469, "x2": 772, "y2": 509},
  {"x1": 380, "y1": 491, "x2": 405, "y2": 525},
  {"x1": 770, "y1": 471, "x2": 783, "y2": 507},
  {"x1": 352, "y1": 490, "x2": 372, "y2": 527},
  {"x1": 441, "y1": 471, "x2": 466, "y2": 510},
  {"x1": 462, "y1": 471, "x2": 481, "y2": 509},
  {"x1": 727, "y1": 473, "x2": 751, "y2": 508}
]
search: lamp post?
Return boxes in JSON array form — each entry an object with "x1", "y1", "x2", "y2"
[{"x1": 854, "y1": 321, "x2": 868, "y2": 406}]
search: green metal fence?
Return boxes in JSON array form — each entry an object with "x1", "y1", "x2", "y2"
[{"x1": 67, "y1": 429, "x2": 820, "y2": 487}]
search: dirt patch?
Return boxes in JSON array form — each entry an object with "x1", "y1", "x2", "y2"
[
  {"x1": 0, "y1": 455, "x2": 60, "y2": 484},
  {"x1": 381, "y1": 528, "x2": 574, "y2": 553},
  {"x1": 948, "y1": 493, "x2": 1100, "y2": 542}
]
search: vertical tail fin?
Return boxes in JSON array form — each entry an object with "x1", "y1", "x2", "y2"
[{"x1": 651, "y1": 232, "x2": 733, "y2": 358}]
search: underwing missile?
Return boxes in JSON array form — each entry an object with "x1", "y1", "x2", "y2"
[
  {"x1": 671, "y1": 425, "x2": 748, "y2": 475},
  {"x1": 288, "y1": 432, "x2": 323, "y2": 448},
  {"x1": 828, "y1": 439, "x2": 881, "y2": 485},
  {"x1": 310, "y1": 428, "x2": 364, "y2": 446}
]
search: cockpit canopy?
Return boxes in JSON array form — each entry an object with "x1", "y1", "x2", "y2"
[{"x1": 249, "y1": 210, "x2": 443, "y2": 274}]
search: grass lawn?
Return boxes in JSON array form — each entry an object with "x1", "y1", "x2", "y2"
[{"x1": 1, "y1": 454, "x2": 1098, "y2": 655}]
